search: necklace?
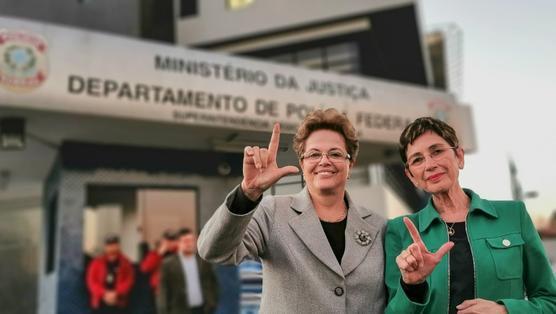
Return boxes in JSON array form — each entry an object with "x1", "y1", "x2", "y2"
[
  {"x1": 447, "y1": 222, "x2": 456, "y2": 236},
  {"x1": 324, "y1": 209, "x2": 347, "y2": 223},
  {"x1": 320, "y1": 205, "x2": 348, "y2": 223}
]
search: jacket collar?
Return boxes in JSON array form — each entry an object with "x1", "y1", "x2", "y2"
[
  {"x1": 288, "y1": 187, "x2": 378, "y2": 277},
  {"x1": 418, "y1": 188, "x2": 498, "y2": 232}
]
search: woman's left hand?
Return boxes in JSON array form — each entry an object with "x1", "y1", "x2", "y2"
[{"x1": 456, "y1": 298, "x2": 508, "y2": 314}]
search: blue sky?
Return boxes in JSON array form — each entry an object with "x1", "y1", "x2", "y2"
[{"x1": 420, "y1": 0, "x2": 556, "y2": 225}]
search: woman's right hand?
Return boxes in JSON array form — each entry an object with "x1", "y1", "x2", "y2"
[
  {"x1": 241, "y1": 123, "x2": 299, "y2": 201},
  {"x1": 396, "y1": 217, "x2": 454, "y2": 284}
]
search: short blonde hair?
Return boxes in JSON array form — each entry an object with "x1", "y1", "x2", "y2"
[{"x1": 293, "y1": 108, "x2": 359, "y2": 161}]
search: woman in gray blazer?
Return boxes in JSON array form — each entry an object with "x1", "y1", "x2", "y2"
[{"x1": 198, "y1": 108, "x2": 386, "y2": 313}]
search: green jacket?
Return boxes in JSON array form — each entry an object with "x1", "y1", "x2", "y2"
[{"x1": 385, "y1": 189, "x2": 556, "y2": 314}]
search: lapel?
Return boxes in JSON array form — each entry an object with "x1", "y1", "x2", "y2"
[
  {"x1": 171, "y1": 254, "x2": 187, "y2": 294},
  {"x1": 288, "y1": 188, "x2": 344, "y2": 277},
  {"x1": 341, "y1": 196, "x2": 378, "y2": 276},
  {"x1": 195, "y1": 255, "x2": 208, "y2": 287}
]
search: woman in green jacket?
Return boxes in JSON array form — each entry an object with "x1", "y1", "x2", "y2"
[{"x1": 385, "y1": 117, "x2": 556, "y2": 314}]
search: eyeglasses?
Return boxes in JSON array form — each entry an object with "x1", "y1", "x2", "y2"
[
  {"x1": 406, "y1": 146, "x2": 457, "y2": 169},
  {"x1": 301, "y1": 149, "x2": 351, "y2": 163}
]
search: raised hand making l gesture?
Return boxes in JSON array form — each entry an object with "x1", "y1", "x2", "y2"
[
  {"x1": 396, "y1": 217, "x2": 454, "y2": 285},
  {"x1": 241, "y1": 123, "x2": 299, "y2": 201}
]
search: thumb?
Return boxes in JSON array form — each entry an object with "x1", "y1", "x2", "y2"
[
  {"x1": 276, "y1": 165, "x2": 299, "y2": 177},
  {"x1": 434, "y1": 241, "x2": 454, "y2": 260},
  {"x1": 456, "y1": 299, "x2": 479, "y2": 310},
  {"x1": 269, "y1": 166, "x2": 299, "y2": 185}
]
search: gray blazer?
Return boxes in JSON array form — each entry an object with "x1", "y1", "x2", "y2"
[{"x1": 198, "y1": 186, "x2": 387, "y2": 314}]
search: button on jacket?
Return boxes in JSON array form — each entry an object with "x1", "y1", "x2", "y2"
[
  {"x1": 198, "y1": 186, "x2": 387, "y2": 314},
  {"x1": 385, "y1": 189, "x2": 556, "y2": 314}
]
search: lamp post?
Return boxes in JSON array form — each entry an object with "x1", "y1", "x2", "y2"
[{"x1": 508, "y1": 157, "x2": 538, "y2": 201}]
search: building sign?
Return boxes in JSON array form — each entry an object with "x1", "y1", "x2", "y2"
[{"x1": 0, "y1": 16, "x2": 474, "y2": 149}]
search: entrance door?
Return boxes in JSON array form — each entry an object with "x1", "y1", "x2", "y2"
[
  {"x1": 83, "y1": 186, "x2": 198, "y2": 262},
  {"x1": 137, "y1": 188, "x2": 197, "y2": 247},
  {"x1": 83, "y1": 205, "x2": 123, "y2": 256}
]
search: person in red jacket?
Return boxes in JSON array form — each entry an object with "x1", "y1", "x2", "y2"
[
  {"x1": 87, "y1": 234, "x2": 135, "y2": 314},
  {"x1": 140, "y1": 229, "x2": 178, "y2": 294}
]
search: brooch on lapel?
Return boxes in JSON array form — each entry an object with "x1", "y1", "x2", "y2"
[{"x1": 354, "y1": 230, "x2": 372, "y2": 246}]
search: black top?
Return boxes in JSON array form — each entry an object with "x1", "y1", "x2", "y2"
[
  {"x1": 402, "y1": 221, "x2": 475, "y2": 309},
  {"x1": 320, "y1": 218, "x2": 347, "y2": 263},
  {"x1": 401, "y1": 279, "x2": 428, "y2": 303},
  {"x1": 105, "y1": 260, "x2": 119, "y2": 289},
  {"x1": 228, "y1": 186, "x2": 261, "y2": 215},
  {"x1": 228, "y1": 187, "x2": 348, "y2": 264},
  {"x1": 448, "y1": 222, "x2": 474, "y2": 314}
]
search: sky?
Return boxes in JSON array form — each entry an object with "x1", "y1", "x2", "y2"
[{"x1": 420, "y1": 0, "x2": 556, "y2": 226}]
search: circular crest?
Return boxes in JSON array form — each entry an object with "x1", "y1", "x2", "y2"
[{"x1": 0, "y1": 29, "x2": 49, "y2": 92}]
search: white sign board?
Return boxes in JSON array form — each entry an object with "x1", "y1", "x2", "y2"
[{"x1": 0, "y1": 16, "x2": 475, "y2": 149}]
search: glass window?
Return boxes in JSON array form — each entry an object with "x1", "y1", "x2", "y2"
[
  {"x1": 297, "y1": 48, "x2": 324, "y2": 70},
  {"x1": 326, "y1": 43, "x2": 360, "y2": 74},
  {"x1": 46, "y1": 193, "x2": 58, "y2": 274},
  {"x1": 264, "y1": 42, "x2": 360, "y2": 75},
  {"x1": 326, "y1": 43, "x2": 358, "y2": 64},
  {"x1": 270, "y1": 54, "x2": 294, "y2": 65},
  {"x1": 328, "y1": 62, "x2": 359, "y2": 74},
  {"x1": 180, "y1": 0, "x2": 198, "y2": 17},
  {"x1": 227, "y1": 0, "x2": 255, "y2": 11}
]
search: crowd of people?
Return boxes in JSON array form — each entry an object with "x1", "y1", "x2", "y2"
[{"x1": 85, "y1": 228, "x2": 218, "y2": 314}]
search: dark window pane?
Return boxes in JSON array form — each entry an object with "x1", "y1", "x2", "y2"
[
  {"x1": 46, "y1": 193, "x2": 58, "y2": 274},
  {"x1": 181, "y1": 0, "x2": 198, "y2": 17}
]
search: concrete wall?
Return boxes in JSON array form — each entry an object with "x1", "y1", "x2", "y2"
[
  {"x1": 0, "y1": 181, "x2": 42, "y2": 314},
  {"x1": 0, "y1": 206, "x2": 41, "y2": 314}
]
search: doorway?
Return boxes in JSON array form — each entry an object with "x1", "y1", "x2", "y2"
[{"x1": 83, "y1": 185, "x2": 198, "y2": 263}]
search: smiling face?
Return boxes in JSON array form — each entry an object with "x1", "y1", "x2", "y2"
[
  {"x1": 404, "y1": 131, "x2": 464, "y2": 194},
  {"x1": 300, "y1": 129, "x2": 353, "y2": 195}
]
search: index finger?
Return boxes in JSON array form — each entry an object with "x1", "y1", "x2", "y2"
[
  {"x1": 268, "y1": 123, "x2": 281, "y2": 157},
  {"x1": 403, "y1": 217, "x2": 424, "y2": 246}
]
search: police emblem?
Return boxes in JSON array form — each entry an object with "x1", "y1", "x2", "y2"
[{"x1": 0, "y1": 29, "x2": 48, "y2": 92}]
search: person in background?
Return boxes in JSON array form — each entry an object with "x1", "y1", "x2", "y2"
[
  {"x1": 158, "y1": 229, "x2": 219, "y2": 314},
  {"x1": 141, "y1": 229, "x2": 179, "y2": 294},
  {"x1": 385, "y1": 117, "x2": 556, "y2": 314},
  {"x1": 87, "y1": 234, "x2": 135, "y2": 314}
]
